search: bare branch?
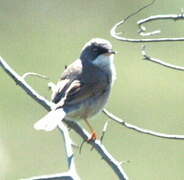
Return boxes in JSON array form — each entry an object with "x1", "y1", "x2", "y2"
[
  {"x1": 137, "y1": 13, "x2": 184, "y2": 26},
  {"x1": 22, "y1": 72, "x2": 49, "y2": 80},
  {"x1": 23, "y1": 122, "x2": 80, "y2": 180},
  {"x1": 137, "y1": 13, "x2": 184, "y2": 37},
  {"x1": 100, "y1": 120, "x2": 110, "y2": 142},
  {"x1": 64, "y1": 119, "x2": 128, "y2": 180},
  {"x1": 57, "y1": 122, "x2": 80, "y2": 180},
  {"x1": 103, "y1": 109, "x2": 184, "y2": 140},
  {"x1": 141, "y1": 45, "x2": 184, "y2": 71},
  {"x1": 0, "y1": 57, "x2": 128, "y2": 180},
  {"x1": 0, "y1": 57, "x2": 52, "y2": 111},
  {"x1": 139, "y1": 30, "x2": 161, "y2": 37},
  {"x1": 110, "y1": 0, "x2": 184, "y2": 43},
  {"x1": 110, "y1": 0, "x2": 184, "y2": 140}
]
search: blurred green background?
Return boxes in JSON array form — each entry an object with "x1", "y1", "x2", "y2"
[{"x1": 1, "y1": 0, "x2": 184, "y2": 179}]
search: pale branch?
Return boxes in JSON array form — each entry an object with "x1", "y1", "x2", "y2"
[
  {"x1": 0, "y1": 57, "x2": 128, "y2": 180},
  {"x1": 141, "y1": 45, "x2": 184, "y2": 71},
  {"x1": 139, "y1": 30, "x2": 161, "y2": 37},
  {"x1": 0, "y1": 57, "x2": 51, "y2": 111},
  {"x1": 90, "y1": 120, "x2": 110, "y2": 151},
  {"x1": 110, "y1": 0, "x2": 184, "y2": 43},
  {"x1": 103, "y1": 109, "x2": 184, "y2": 140},
  {"x1": 65, "y1": 120, "x2": 129, "y2": 180},
  {"x1": 111, "y1": 17, "x2": 184, "y2": 43},
  {"x1": 137, "y1": 13, "x2": 184, "y2": 26},
  {"x1": 137, "y1": 12, "x2": 184, "y2": 37},
  {"x1": 100, "y1": 120, "x2": 110, "y2": 143},
  {"x1": 24, "y1": 121, "x2": 80, "y2": 180},
  {"x1": 22, "y1": 72, "x2": 49, "y2": 80},
  {"x1": 2, "y1": 63, "x2": 79, "y2": 180},
  {"x1": 110, "y1": 1, "x2": 184, "y2": 140},
  {"x1": 57, "y1": 121, "x2": 80, "y2": 180}
]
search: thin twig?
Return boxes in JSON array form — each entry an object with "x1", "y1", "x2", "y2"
[
  {"x1": 139, "y1": 30, "x2": 161, "y2": 37},
  {"x1": 100, "y1": 120, "x2": 110, "y2": 143},
  {"x1": 0, "y1": 57, "x2": 51, "y2": 111},
  {"x1": 57, "y1": 122, "x2": 80, "y2": 179},
  {"x1": 137, "y1": 12, "x2": 184, "y2": 37},
  {"x1": 25, "y1": 122, "x2": 81, "y2": 180},
  {"x1": 64, "y1": 120, "x2": 129, "y2": 180},
  {"x1": 90, "y1": 120, "x2": 110, "y2": 152},
  {"x1": 22, "y1": 72, "x2": 49, "y2": 80},
  {"x1": 141, "y1": 45, "x2": 184, "y2": 71},
  {"x1": 103, "y1": 109, "x2": 184, "y2": 140},
  {"x1": 79, "y1": 140, "x2": 86, "y2": 154},
  {"x1": 137, "y1": 13, "x2": 184, "y2": 26}
]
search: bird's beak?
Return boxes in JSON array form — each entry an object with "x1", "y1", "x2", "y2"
[
  {"x1": 104, "y1": 49, "x2": 117, "y2": 56},
  {"x1": 108, "y1": 49, "x2": 117, "y2": 54}
]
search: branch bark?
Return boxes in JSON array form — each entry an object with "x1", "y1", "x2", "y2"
[{"x1": 141, "y1": 45, "x2": 184, "y2": 71}]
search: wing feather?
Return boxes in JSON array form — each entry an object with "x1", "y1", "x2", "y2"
[{"x1": 51, "y1": 59, "x2": 110, "y2": 108}]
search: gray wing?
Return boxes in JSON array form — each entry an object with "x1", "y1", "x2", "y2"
[
  {"x1": 52, "y1": 59, "x2": 110, "y2": 108},
  {"x1": 60, "y1": 59, "x2": 82, "y2": 81},
  {"x1": 51, "y1": 59, "x2": 82, "y2": 104},
  {"x1": 63, "y1": 78, "x2": 109, "y2": 106}
]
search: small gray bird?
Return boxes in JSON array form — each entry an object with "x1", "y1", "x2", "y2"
[{"x1": 34, "y1": 38, "x2": 116, "y2": 140}]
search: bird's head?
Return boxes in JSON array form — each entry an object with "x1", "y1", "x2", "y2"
[{"x1": 80, "y1": 38, "x2": 116, "y2": 65}]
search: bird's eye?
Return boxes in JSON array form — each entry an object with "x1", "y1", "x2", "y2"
[{"x1": 92, "y1": 48, "x2": 98, "y2": 52}]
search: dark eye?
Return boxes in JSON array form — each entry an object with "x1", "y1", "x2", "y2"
[{"x1": 92, "y1": 48, "x2": 98, "y2": 52}]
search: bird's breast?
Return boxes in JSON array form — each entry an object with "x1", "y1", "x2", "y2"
[{"x1": 65, "y1": 88, "x2": 110, "y2": 121}]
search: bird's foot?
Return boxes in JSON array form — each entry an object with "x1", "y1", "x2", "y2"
[
  {"x1": 79, "y1": 131, "x2": 97, "y2": 154},
  {"x1": 87, "y1": 131, "x2": 97, "y2": 142}
]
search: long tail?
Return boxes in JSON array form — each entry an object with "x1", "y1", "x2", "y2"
[{"x1": 34, "y1": 108, "x2": 66, "y2": 131}]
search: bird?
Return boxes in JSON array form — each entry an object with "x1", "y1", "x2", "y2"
[{"x1": 34, "y1": 38, "x2": 116, "y2": 140}]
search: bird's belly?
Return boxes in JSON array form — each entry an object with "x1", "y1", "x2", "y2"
[{"x1": 65, "y1": 91, "x2": 110, "y2": 121}]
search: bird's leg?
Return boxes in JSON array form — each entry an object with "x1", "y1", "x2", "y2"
[{"x1": 84, "y1": 119, "x2": 97, "y2": 141}]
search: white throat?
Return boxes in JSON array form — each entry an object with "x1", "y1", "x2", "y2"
[{"x1": 92, "y1": 54, "x2": 116, "y2": 84}]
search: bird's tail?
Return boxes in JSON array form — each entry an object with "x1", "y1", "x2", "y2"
[{"x1": 34, "y1": 108, "x2": 66, "y2": 131}]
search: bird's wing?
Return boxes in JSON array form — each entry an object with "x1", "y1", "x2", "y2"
[
  {"x1": 52, "y1": 59, "x2": 110, "y2": 108},
  {"x1": 56, "y1": 67, "x2": 110, "y2": 107},
  {"x1": 51, "y1": 59, "x2": 82, "y2": 104},
  {"x1": 63, "y1": 78, "x2": 108, "y2": 106}
]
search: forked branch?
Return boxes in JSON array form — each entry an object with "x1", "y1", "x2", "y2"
[
  {"x1": 141, "y1": 45, "x2": 184, "y2": 71},
  {"x1": 111, "y1": 0, "x2": 184, "y2": 43},
  {"x1": 103, "y1": 109, "x2": 184, "y2": 140},
  {"x1": 0, "y1": 57, "x2": 128, "y2": 180}
]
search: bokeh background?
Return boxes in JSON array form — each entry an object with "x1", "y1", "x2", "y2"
[{"x1": 1, "y1": 0, "x2": 184, "y2": 179}]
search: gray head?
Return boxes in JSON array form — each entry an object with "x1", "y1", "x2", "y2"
[{"x1": 80, "y1": 38, "x2": 115, "y2": 62}]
